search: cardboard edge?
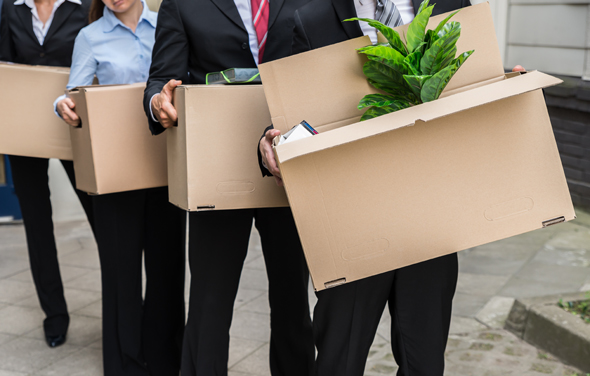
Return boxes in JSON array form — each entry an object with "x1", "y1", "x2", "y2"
[
  {"x1": 275, "y1": 71, "x2": 564, "y2": 163},
  {"x1": 68, "y1": 88, "x2": 99, "y2": 194},
  {"x1": 167, "y1": 86, "x2": 190, "y2": 211}
]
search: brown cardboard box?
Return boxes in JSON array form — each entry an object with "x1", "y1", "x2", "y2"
[
  {"x1": 258, "y1": 3, "x2": 575, "y2": 291},
  {"x1": 68, "y1": 83, "x2": 167, "y2": 194},
  {"x1": 0, "y1": 63, "x2": 72, "y2": 160},
  {"x1": 169, "y1": 84, "x2": 288, "y2": 211}
]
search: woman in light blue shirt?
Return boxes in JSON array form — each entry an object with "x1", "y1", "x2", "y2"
[{"x1": 55, "y1": 1, "x2": 185, "y2": 375}]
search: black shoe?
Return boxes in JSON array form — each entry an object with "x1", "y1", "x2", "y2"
[{"x1": 45, "y1": 334, "x2": 67, "y2": 348}]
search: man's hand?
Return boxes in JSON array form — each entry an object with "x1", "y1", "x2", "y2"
[
  {"x1": 259, "y1": 128, "x2": 283, "y2": 187},
  {"x1": 512, "y1": 65, "x2": 525, "y2": 72},
  {"x1": 151, "y1": 79, "x2": 182, "y2": 128},
  {"x1": 57, "y1": 98, "x2": 80, "y2": 127}
]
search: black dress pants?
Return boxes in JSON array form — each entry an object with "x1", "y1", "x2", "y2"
[
  {"x1": 93, "y1": 187, "x2": 186, "y2": 376},
  {"x1": 181, "y1": 208, "x2": 315, "y2": 376},
  {"x1": 313, "y1": 253, "x2": 458, "y2": 376},
  {"x1": 8, "y1": 155, "x2": 95, "y2": 337}
]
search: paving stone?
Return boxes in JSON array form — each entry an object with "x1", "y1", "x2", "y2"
[
  {"x1": 243, "y1": 254, "x2": 266, "y2": 271},
  {"x1": 71, "y1": 300, "x2": 101, "y2": 319},
  {"x1": 0, "y1": 333, "x2": 17, "y2": 347},
  {"x1": 229, "y1": 342, "x2": 271, "y2": 376},
  {"x1": 228, "y1": 337, "x2": 266, "y2": 368},
  {"x1": 0, "y1": 370, "x2": 28, "y2": 376},
  {"x1": 34, "y1": 347, "x2": 102, "y2": 376},
  {"x1": 501, "y1": 277, "x2": 586, "y2": 299},
  {"x1": 58, "y1": 249, "x2": 100, "y2": 270},
  {"x1": 458, "y1": 254, "x2": 530, "y2": 276},
  {"x1": 0, "y1": 256, "x2": 30, "y2": 280},
  {"x1": 0, "y1": 337, "x2": 80, "y2": 373},
  {"x1": 449, "y1": 315, "x2": 488, "y2": 335},
  {"x1": 452, "y1": 293, "x2": 492, "y2": 318},
  {"x1": 0, "y1": 305, "x2": 44, "y2": 336},
  {"x1": 64, "y1": 270, "x2": 101, "y2": 292},
  {"x1": 62, "y1": 289, "x2": 101, "y2": 313},
  {"x1": 236, "y1": 293, "x2": 270, "y2": 315},
  {"x1": 0, "y1": 279, "x2": 36, "y2": 304},
  {"x1": 456, "y1": 273, "x2": 511, "y2": 297},
  {"x1": 237, "y1": 267, "x2": 269, "y2": 291},
  {"x1": 234, "y1": 288, "x2": 266, "y2": 311},
  {"x1": 475, "y1": 296, "x2": 515, "y2": 329},
  {"x1": 229, "y1": 311, "x2": 270, "y2": 343}
]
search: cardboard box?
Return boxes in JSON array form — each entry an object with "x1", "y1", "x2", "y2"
[
  {"x1": 0, "y1": 63, "x2": 73, "y2": 160},
  {"x1": 169, "y1": 84, "x2": 288, "y2": 211},
  {"x1": 68, "y1": 83, "x2": 167, "y2": 194},
  {"x1": 258, "y1": 2, "x2": 575, "y2": 291}
]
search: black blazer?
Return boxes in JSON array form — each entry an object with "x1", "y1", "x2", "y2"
[
  {"x1": 143, "y1": 0, "x2": 312, "y2": 135},
  {"x1": 0, "y1": 0, "x2": 90, "y2": 66},
  {"x1": 258, "y1": 0, "x2": 471, "y2": 176}
]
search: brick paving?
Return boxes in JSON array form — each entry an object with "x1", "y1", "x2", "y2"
[{"x1": 1, "y1": 171, "x2": 589, "y2": 375}]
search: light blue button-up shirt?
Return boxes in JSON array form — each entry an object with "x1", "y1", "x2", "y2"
[{"x1": 54, "y1": 1, "x2": 157, "y2": 113}]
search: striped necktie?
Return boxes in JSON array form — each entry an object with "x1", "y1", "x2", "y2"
[
  {"x1": 375, "y1": 0, "x2": 404, "y2": 28},
  {"x1": 251, "y1": 0, "x2": 270, "y2": 64}
]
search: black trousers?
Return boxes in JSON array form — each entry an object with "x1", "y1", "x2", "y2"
[
  {"x1": 181, "y1": 208, "x2": 315, "y2": 376},
  {"x1": 8, "y1": 155, "x2": 95, "y2": 337},
  {"x1": 93, "y1": 187, "x2": 186, "y2": 376},
  {"x1": 313, "y1": 253, "x2": 458, "y2": 376}
]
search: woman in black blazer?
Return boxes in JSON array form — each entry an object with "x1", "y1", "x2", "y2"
[{"x1": 0, "y1": 0, "x2": 94, "y2": 348}]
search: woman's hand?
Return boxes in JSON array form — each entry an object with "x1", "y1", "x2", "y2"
[{"x1": 57, "y1": 98, "x2": 80, "y2": 127}]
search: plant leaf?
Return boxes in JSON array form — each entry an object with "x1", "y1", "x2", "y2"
[
  {"x1": 450, "y1": 49, "x2": 474, "y2": 70},
  {"x1": 424, "y1": 29, "x2": 439, "y2": 51},
  {"x1": 345, "y1": 17, "x2": 408, "y2": 56},
  {"x1": 403, "y1": 74, "x2": 432, "y2": 98},
  {"x1": 416, "y1": 0, "x2": 430, "y2": 16},
  {"x1": 437, "y1": 21, "x2": 461, "y2": 39},
  {"x1": 433, "y1": 10, "x2": 459, "y2": 36},
  {"x1": 363, "y1": 60, "x2": 408, "y2": 91},
  {"x1": 357, "y1": 45, "x2": 406, "y2": 69},
  {"x1": 360, "y1": 104, "x2": 406, "y2": 121},
  {"x1": 367, "y1": 78, "x2": 420, "y2": 104},
  {"x1": 420, "y1": 65, "x2": 456, "y2": 103},
  {"x1": 366, "y1": 55, "x2": 409, "y2": 76},
  {"x1": 406, "y1": 3, "x2": 434, "y2": 53},
  {"x1": 420, "y1": 22, "x2": 461, "y2": 75},
  {"x1": 358, "y1": 94, "x2": 398, "y2": 109},
  {"x1": 403, "y1": 50, "x2": 423, "y2": 76}
]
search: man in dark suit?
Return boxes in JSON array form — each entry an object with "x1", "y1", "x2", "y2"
[
  {"x1": 0, "y1": 0, "x2": 94, "y2": 348},
  {"x1": 259, "y1": 1, "x2": 525, "y2": 375},
  {"x1": 258, "y1": 1, "x2": 463, "y2": 375},
  {"x1": 143, "y1": 0, "x2": 315, "y2": 374}
]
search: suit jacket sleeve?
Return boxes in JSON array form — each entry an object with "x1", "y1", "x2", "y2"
[
  {"x1": 143, "y1": 0, "x2": 189, "y2": 135},
  {"x1": 0, "y1": 0, "x2": 15, "y2": 62}
]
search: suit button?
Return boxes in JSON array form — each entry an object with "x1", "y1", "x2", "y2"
[
  {"x1": 242, "y1": 42, "x2": 248, "y2": 50},
  {"x1": 39, "y1": 52, "x2": 45, "y2": 57}
]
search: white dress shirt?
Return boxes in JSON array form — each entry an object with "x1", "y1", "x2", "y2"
[
  {"x1": 13, "y1": 0, "x2": 82, "y2": 45},
  {"x1": 354, "y1": 0, "x2": 415, "y2": 44}
]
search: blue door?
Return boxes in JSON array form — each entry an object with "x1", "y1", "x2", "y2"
[{"x1": 0, "y1": 155, "x2": 23, "y2": 222}]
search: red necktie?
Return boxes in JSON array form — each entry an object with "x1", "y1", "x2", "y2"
[{"x1": 251, "y1": 0, "x2": 269, "y2": 63}]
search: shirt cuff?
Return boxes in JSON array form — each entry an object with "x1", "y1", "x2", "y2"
[
  {"x1": 53, "y1": 94, "x2": 67, "y2": 118},
  {"x1": 149, "y1": 93, "x2": 159, "y2": 123}
]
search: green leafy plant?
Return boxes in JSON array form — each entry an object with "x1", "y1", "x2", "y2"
[
  {"x1": 345, "y1": 0, "x2": 474, "y2": 121},
  {"x1": 558, "y1": 292, "x2": 590, "y2": 324}
]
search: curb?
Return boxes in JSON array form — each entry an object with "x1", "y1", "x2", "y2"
[{"x1": 505, "y1": 292, "x2": 590, "y2": 373}]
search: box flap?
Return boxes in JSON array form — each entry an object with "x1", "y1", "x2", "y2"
[
  {"x1": 259, "y1": 2, "x2": 504, "y2": 134},
  {"x1": 275, "y1": 71, "x2": 563, "y2": 163}
]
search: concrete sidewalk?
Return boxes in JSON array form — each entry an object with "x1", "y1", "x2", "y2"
[{"x1": 0, "y1": 161, "x2": 589, "y2": 375}]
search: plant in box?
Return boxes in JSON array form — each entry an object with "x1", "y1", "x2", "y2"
[{"x1": 346, "y1": 0, "x2": 474, "y2": 121}]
